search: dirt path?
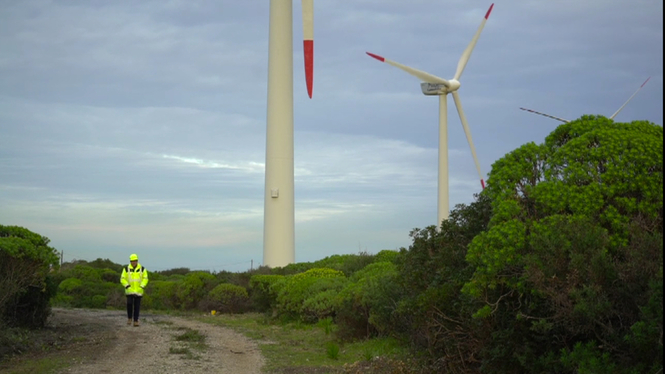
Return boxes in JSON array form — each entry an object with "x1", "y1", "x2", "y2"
[{"x1": 48, "y1": 308, "x2": 265, "y2": 374}]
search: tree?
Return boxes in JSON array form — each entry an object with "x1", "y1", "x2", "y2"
[{"x1": 464, "y1": 116, "x2": 663, "y2": 373}]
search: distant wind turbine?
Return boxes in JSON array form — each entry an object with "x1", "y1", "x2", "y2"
[
  {"x1": 366, "y1": 3, "x2": 493, "y2": 227},
  {"x1": 520, "y1": 77, "x2": 651, "y2": 123},
  {"x1": 264, "y1": 0, "x2": 314, "y2": 268}
]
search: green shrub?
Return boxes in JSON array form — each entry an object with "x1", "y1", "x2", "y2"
[
  {"x1": 203, "y1": 283, "x2": 249, "y2": 314},
  {"x1": 66, "y1": 265, "x2": 103, "y2": 283},
  {"x1": 164, "y1": 274, "x2": 185, "y2": 282},
  {"x1": 145, "y1": 280, "x2": 178, "y2": 310},
  {"x1": 249, "y1": 274, "x2": 284, "y2": 312},
  {"x1": 176, "y1": 272, "x2": 215, "y2": 310},
  {"x1": 300, "y1": 277, "x2": 349, "y2": 323},
  {"x1": 273, "y1": 262, "x2": 312, "y2": 275},
  {"x1": 374, "y1": 250, "x2": 399, "y2": 264},
  {"x1": 0, "y1": 225, "x2": 59, "y2": 328},
  {"x1": 86, "y1": 258, "x2": 124, "y2": 273},
  {"x1": 388, "y1": 193, "x2": 492, "y2": 372},
  {"x1": 309, "y1": 253, "x2": 377, "y2": 277},
  {"x1": 326, "y1": 342, "x2": 340, "y2": 360},
  {"x1": 156, "y1": 267, "x2": 191, "y2": 277},
  {"x1": 272, "y1": 253, "x2": 377, "y2": 278},
  {"x1": 91, "y1": 295, "x2": 107, "y2": 309},
  {"x1": 335, "y1": 262, "x2": 400, "y2": 340},
  {"x1": 559, "y1": 341, "x2": 617, "y2": 374},
  {"x1": 5, "y1": 275, "x2": 58, "y2": 328},
  {"x1": 274, "y1": 268, "x2": 345, "y2": 320},
  {"x1": 105, "y1": 286, "x2": 125, "y2": 309},
  {"x1": 100, "y1": 268, "x2": 120, "y2": 283},
  {"x1": 54, "y1": 278, "x2": 121, "y2": 309},
  {"x1": 58, "y1": 278, "x2": 83, "y2": 293}
]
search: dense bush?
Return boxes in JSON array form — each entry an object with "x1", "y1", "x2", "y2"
[
  {"x1": 54, "y1": 274, "x2": 123, "y2": 309},
  {"x1": 272, "y1": 253, "x2": 377, "y2": 277},
  {"x1": 50, "y1": 264, "x2": 124, "y2": 309},
  {"x1": 85, "y1": 258, "x2": 124, "y2": 273},
  {"x1": 174, "y1": 271, "x2": 216, "y2": 310},
  {"x1": 374, "y1": 250, "x2": 400, "y2": 264},
  {"x1": 300, "y1": 276, "x2": 349, "y2": 323},
  {"x1": 335, "y1": 262, "x2": 402, "y2": 340},
  {"x1": 5, "y1": 275, "x2": 59, "y2": 329},
  {"x1": 314, "y1": 253, "x2": 376, "y2": 277},
  {"x1": 389, "y1": 194, "x2": 491, "y2": 373},
  {"x1": 156, "y1": 267, "x2": 191, "y2": 277},
  {"x1": 0, "y1": 225, "x2": 60, "y2": 328},
  {"x1": 143, "y1": 280, "x2": 178, "y2": 310},
  {"x1": 249, "y1": 274, "x2": 285, "y2": 312},
  {"x1": 201, "y1": 283, "x2": 250, "y2": 314},
  {"x1": 274, "y1": 268, "x2": 345, "y2": 320}
]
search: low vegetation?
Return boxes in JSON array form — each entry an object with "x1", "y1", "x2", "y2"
[
  {"x1": 170, "y1": 327, "x2": 207, "y2": 360},
  {"x1": 1, "y1": 116, "x2": 662, "y2": 373},
  {"x1": 194, "y1": 312, "x2": 413, "y2": 373}
]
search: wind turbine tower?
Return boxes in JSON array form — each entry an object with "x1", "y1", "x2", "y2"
[{"x1": 263, "y1": 0, "x2": 314, "y2": 268}]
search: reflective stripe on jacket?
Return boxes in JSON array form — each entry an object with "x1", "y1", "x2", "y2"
[{"x1": 120, "y1": 263, "x2": 149, "y2": 296}]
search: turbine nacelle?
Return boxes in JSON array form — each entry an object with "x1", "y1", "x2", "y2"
[
  {"x1": 420, "y1": 79, "x2": 461, "y2": 95},
  {"x1": 421, "y1": 83, "x2": 447, "y2": 95}
]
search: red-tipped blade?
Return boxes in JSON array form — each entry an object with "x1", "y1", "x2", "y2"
[
  {"x1": 366, "y1": 52, "x2": 385, "y2": 62},
  {"x1": 481, "y1": 179, "x2": 486, "y2": 189},
  {"x1": 453, "y1": 3, "x2": 494, "y2": 81},
  {"x1": 304, "y1": 40, "x2": 314, "y2": 98},
  {"x1": 366, "y1": 51, "x2": 450, "y2": 85},
  {"x1": 302, "y1": 0, "x2": 314, "y2": 98}
]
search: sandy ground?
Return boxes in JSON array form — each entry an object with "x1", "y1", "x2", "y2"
[
  {"x1": 46, "y1": 308, "x2": 265, "y2": 374},
  {"x1": 1, "y1": 308, "x2": 416, "y2": 374}
]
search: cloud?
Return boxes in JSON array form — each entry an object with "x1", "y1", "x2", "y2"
[
  {"x1": 0, "y1": 0, "x2": 661, "y2": 271},
  {"x1": 162, "y1": 154, "x2": 264, "y2": 173}
]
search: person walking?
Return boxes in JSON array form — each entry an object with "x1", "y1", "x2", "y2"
[{"x1": 120, "y1": 253, "x2": 149, "y2": 327}]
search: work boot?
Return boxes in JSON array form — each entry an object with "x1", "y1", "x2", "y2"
[
  {"x1": 127, "y1": 318, "x2": 132, "y2": 325},
  {"x1": 133, "y1": 320, "x2": 139, "y2": 327}
]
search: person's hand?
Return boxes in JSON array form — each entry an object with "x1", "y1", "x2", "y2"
[{"x1": 125, "y1": 285, "x2": 130, "y2": 289}]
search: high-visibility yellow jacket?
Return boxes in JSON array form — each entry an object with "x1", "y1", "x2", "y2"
[{"x1": 120, "y1": 263, "x2": 149, "y2": 296}]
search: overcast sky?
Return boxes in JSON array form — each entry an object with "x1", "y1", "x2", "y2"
[{"x1": 1, "y1": 0, "x2": 662, "y2": 272}]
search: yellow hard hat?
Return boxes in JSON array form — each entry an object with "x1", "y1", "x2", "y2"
[{"x1": 129, "y1": 254, "x2": 139, "y2": 261}]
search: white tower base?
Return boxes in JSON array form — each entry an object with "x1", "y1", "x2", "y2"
[{"x1": 263, "y1": 0, "x2": 295, "y2": 267}]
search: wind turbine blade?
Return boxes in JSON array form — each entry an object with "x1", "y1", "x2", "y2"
[
  {"x1": 454, "y1": 3, "x2": 494, "y2": 81},
  {"x1": 452, "y1": 92, "x2": 485, "y2": 189},
  {"x1": 519, "y1": 107, "x2": 570, "y2": 123},
  {"x1": 609, "y1": 77, "x2": 650, "y2": 120},
  {"x1": 302, "y1": 0, "x2": 314, "y2": 98},
  {"x1": 366, "y1": 52, "x2": 450, "y2": 86}
]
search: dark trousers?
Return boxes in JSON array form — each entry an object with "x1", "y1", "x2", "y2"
[{"x1": 126, "y1": 295, "x2": 142, "y2": 321}]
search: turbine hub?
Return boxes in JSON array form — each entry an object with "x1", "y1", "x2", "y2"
[{"x1": 448, "y1": 79, "x2": 461, "y2": 92}]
